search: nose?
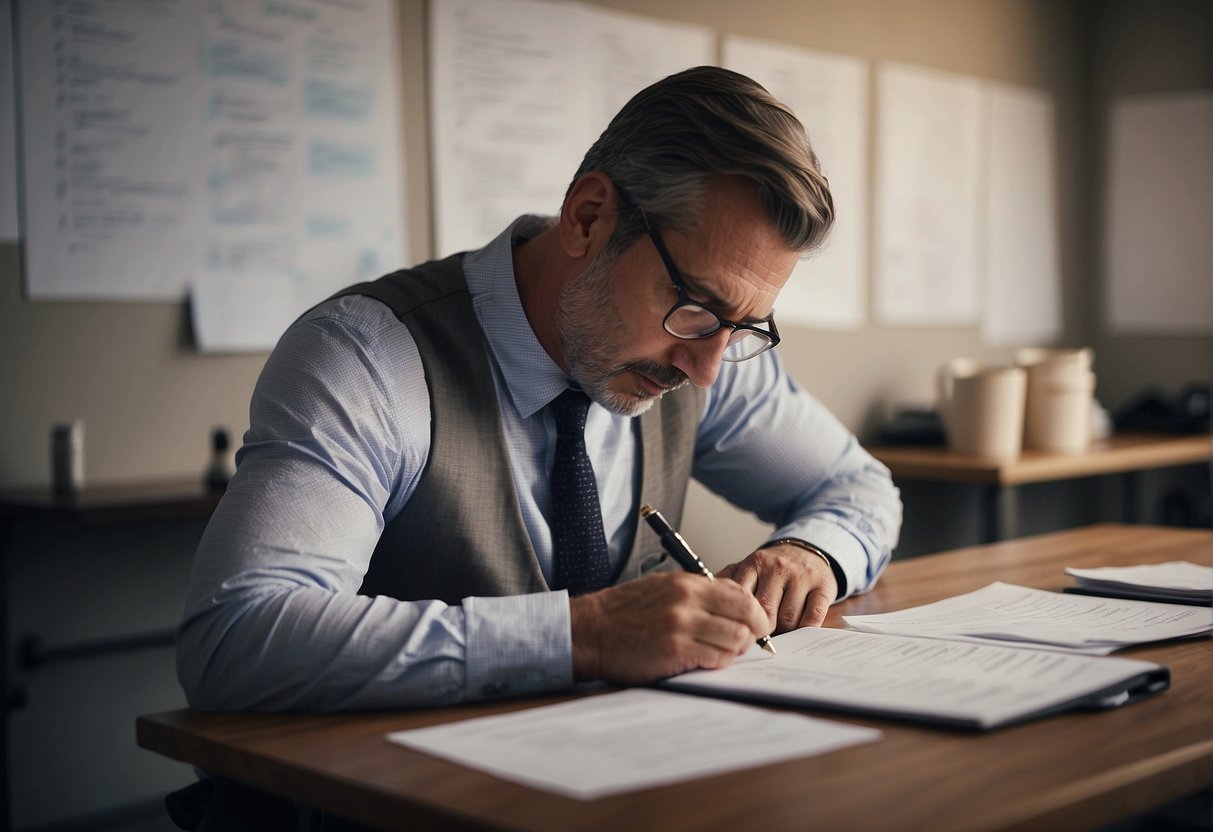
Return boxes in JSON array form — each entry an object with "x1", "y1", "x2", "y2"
[{"x1": 669, "y1": 329, "x2": 731, "y2": 388}]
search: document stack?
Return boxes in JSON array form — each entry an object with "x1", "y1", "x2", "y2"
[{"x1": 1064, "y1": 562, "x2": 1213, "y2": 606}]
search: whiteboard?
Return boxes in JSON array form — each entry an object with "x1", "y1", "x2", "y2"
[
  {"x1": 873, "y1": 62, "x2": 983, "y2": 327},
  {"x1": 17, "y1": 0, "x2": 407, "y2": 317},
  {"x1": 429, "y1": 0, "x2": 714, "y2": 257},
  {"x1": 1105, "y1": 93, "x2": 1213, "y2": 335},
  {"x1": 983, "y1": 82, "x2": 1061, "y2": 346},
  {"x1": 724, "y1": 35, "x2": 869, "y2": 331}
]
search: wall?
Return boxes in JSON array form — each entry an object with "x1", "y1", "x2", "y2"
[
  {"x1": 2, "y1": 0, "x2": 1211, "y2": 826},
  {"x1": 2, "y1": 0, "x2": 1209, "y2": 524}
]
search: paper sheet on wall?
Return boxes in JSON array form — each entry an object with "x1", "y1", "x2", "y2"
[
  {"x1": 190, "y1": 271, "x2": 303, "y2": 354},
  {"x1": 983, "y1": 83, "x2": 1061, "y2": 346},
  {"x1": 429, "y1": 0, "x2": 713, "y2": 258},
  {"x1": 17, "y1": 0, "x2": 407, "y2": 351},
  {"x1": 387, "y1": 688, "x2": 880, "y2": 800},
  {"x1": 724, "y1": 36, "x2": 868, "y2": 330},
  {"x1": 1, "y1": 0, "x2": 20, "y2": 241},
  {"x1": 1104, "y1": 93, "x2": 1213, "y2": 335},
  {"x1": 874, "y1": 63, "x2": 983, "y2": 327}
]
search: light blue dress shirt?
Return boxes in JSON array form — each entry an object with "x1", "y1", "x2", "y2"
[{"x1": 176, "y1": 216, "x2": 901, "y2": 712}]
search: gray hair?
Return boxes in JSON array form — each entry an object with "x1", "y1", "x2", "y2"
[{"x1": 568, "y1": 66, "x2": 834, "y2": 259}]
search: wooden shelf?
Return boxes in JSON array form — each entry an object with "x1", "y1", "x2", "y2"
[
  {"x1": 0, "y1": 478, "x2": 223, "y2": 526},
  {"x1": 869, "y1": 432, "x2": 1211, "y2": 486}
]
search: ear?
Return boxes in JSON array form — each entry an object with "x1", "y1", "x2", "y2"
[{"x1": 558, "y1": 172, "x2": 620, "y2": 260}]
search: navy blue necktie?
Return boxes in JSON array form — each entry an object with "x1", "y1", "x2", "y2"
[{"x1": 550, "y1": 390, "x2": 611, "y2": 595}]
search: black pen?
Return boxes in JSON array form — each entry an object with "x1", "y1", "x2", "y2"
[{"x1": 640, "y1": 504, "x2": 776, "y2": 656}]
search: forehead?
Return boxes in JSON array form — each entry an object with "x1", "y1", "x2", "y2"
[{"x1": 666, "y1": 179, "x2": 800, "y2": 312}]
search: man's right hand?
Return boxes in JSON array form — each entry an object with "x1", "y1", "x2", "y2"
[{"x1": 569, "y1": 572, "x2": 770, "y2": 685}]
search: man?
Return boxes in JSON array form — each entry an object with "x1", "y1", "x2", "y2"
[{"x1": 177, "y1": 66, "x2": 901, "y2": 712}]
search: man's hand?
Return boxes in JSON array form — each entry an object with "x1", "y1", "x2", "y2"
[
  {"x1": 717, "y1": 542, "x2": 838, "y2": 633},
  {"x1": 569, "y1": 572, "x2": 770, "y2": 685}
]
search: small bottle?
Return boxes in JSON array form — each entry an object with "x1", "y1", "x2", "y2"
[
  {"x1": 204, "y1": 427, "x2": 236, "y2": 491},
  {"x1": 50, "y1": 420, "x2": 85, "y2": 496}
]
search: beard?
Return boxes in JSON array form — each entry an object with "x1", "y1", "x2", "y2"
[{"x1": 555, "y1": 250, "x2": 688, "y2": 417}]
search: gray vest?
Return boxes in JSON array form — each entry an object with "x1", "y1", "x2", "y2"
[{"x1": 334, "y1": 255, "x2": 705, "y2": 605}]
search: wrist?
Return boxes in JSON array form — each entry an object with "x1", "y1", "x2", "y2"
[{"x1": 568, "y1": 593, "x2": 604, "y2": 682}]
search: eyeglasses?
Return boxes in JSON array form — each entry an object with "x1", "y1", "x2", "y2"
[{"x1": 640, "y1": 213, "x2": 781, "y2": 363}]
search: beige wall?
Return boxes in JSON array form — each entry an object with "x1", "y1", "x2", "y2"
[{"x1": 2, "y1": 0, "x2": 1210, "y2": 538}]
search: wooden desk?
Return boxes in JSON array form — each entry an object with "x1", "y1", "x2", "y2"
[
  {"x1": 0, "y1": 479, "x2": 222, "y2": 832},
  {"x1": 137, "y1": 524, "x2": 1213, "y2": 832},
  {"x1": 869, "y1": 432, "x2": 1212, "y2": 542}
]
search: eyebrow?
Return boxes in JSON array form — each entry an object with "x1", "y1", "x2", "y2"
[
  {"x1": 643, "y1": 214, "x2": 775, "y2": 326},
  {"x1": 680, "y1": 271, "x2": 776, "y2": 326}
]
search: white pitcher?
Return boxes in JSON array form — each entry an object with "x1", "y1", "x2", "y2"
[{"x1": 937, "y1": 358, "x2": 1027, "y2": 458}]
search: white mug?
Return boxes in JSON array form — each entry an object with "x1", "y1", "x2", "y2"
[
  {"x1": 1017, "y1": 348, "x2": 1096, "y2": 453},
  {"x1": 937, "y1": 359, "x2": 1027, "y2": 458}
]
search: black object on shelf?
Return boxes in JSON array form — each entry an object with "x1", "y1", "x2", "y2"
[
  {"x1": 1114, "y1": 382, "x2": 1211, "y2": 434},
  {"x1": 205, "y1": 427, "x2": 235, "y2": 491},
  {"x1": 877, "y1": 408, "x2": 946, "y2": 446}
]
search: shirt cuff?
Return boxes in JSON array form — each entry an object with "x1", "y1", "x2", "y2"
[
  {"x1": 463, "y1": 590, "x2": 574, "y2": 701},
  {"x1": 767, "y1": 519, "x2": 874, "y2": 601}
]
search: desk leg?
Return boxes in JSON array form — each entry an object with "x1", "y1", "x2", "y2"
[
  {"x1": 982, "y1": 484, "x2": 1015, "y2": 543},
  {"x1": 1, "y1": 518, "x2": 12, "y2": 832},
  {"x1": 1123, "y1": 472, "x2": 1142, "y2": 524}
]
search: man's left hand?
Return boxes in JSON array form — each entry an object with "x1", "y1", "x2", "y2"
[{"x1": 717, "y1": 542, "x2": 838, "y2": 633}]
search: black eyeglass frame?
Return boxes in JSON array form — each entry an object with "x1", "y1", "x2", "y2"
[{"x1": 638, "y1": 211, "x2": 781, "y2": 362}]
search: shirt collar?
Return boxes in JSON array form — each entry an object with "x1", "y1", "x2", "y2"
[{"x1": 463, "y1": 215, "x2": 572, "y2": 419}]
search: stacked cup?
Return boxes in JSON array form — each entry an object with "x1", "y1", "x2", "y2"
[
  {"x1": 1016, "y1": 348, "x2": 1096, "y2": 454},
  {"x1": 936, "y1": 349, "x2": 1097, "y2": 458},
  {"x1": 936, "y1": 358, "x2": 1028, "y2": 458}
]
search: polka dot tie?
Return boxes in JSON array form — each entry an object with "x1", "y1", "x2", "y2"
[{"x1": 549, "y1": 390, "x2": 611, "y2": 595}]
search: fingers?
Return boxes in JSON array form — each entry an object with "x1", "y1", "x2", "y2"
[
  {"x1": 569, "y1": 573, "x2": 769, "y2": 686},
  {"x1": 799, "y1": 585, "x2": 834, "y2": 628},
  {"x1": 699, "y1": 575, "x2": 772, "y2": 646},
  {"x1": 726, "y1": 543, "x2": 838, "y2": 634}
]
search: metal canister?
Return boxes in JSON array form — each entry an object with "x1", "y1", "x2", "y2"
[{"x1": 50, "y1": 420, "x2": 85, "y2": 495}]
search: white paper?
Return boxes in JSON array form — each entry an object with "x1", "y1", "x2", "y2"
[
  {"x1": 190, "y1": 272, "x2": 302, "y2": 353},
  {"x1": 873, "y1": 63, "x2": 983, "y2": 327},
  {"x1": 983, "y1": 83, "x2": 1061, "y2": 346},
  {"x1": 18, "y1": 0, "x2": 407, "y2": 338},
  {"x1": 1066, "y1": 561, "x2": 1213, "y2": 605},
  {"x1": 1105, "y1": 93, "x2": 1213, "y2": 335},
  {"x1": 387, "y1": 688, "x2": 879, "y2": 800},
  {"x1": 0, "y1": 0, "x2": 19, "y2": 240},
  {"x1": 19, "y1": 0, "x2": 208, "y2": 298},
  {"x1": 586, "y1": 7, "x2": 714, "y2": 145},
  {"x1": 429, "y1": 0, "x2": 584, "y2": 258},
  {"x1": 843, "y1": 582, "x2": 1212, "y2": 652},
  {"x1": 665, "y1": 627, "x2": 1165, "y2": 730},
  {"x1": 1066, "y1": 561, "x2": 1213, "y2": 591},
  {"x1": 429, "y1": 0, "x2": 713, "y2": 258},
  {"x1": 724, "y1": 36, "x2": 868, "y2": 331}
]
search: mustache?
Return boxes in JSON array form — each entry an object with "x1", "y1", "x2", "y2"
[{"x1": 621, "y1": 360, "x2": 688, "y2": 390}]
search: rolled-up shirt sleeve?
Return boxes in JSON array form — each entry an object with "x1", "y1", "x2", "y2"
[
  {"x1": 176, "y1": 299, "x2": 572, "y2": 712},
  {"x1": 693, "y1": 351, "x2": 901, "y2": 599}
]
